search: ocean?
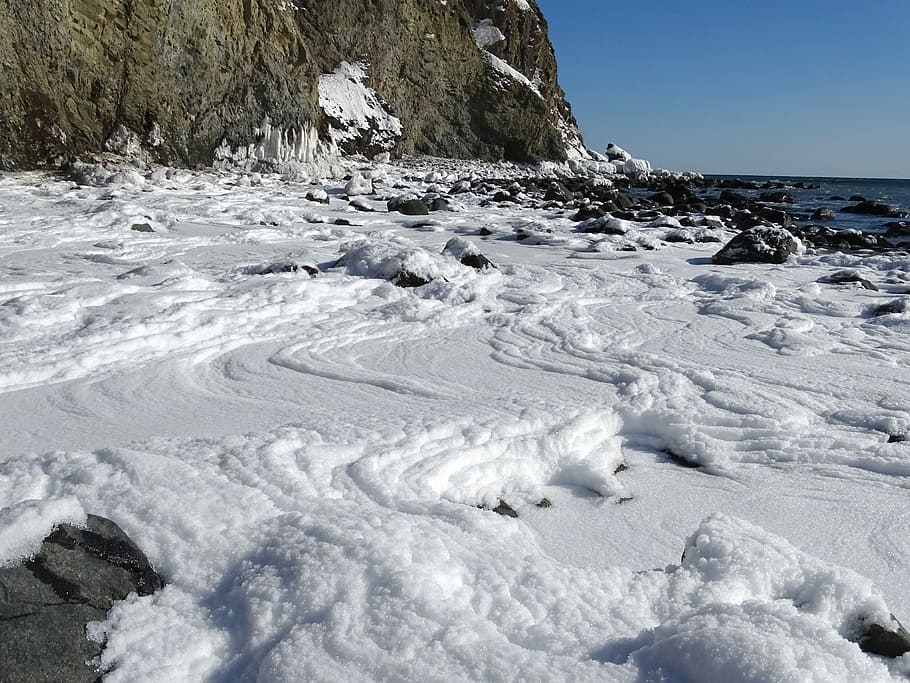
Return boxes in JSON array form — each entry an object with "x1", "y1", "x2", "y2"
[{"x1": 706, "y1": 175, "x2": 910, "y2": 234}]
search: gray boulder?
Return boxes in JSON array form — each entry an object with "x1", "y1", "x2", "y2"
[
  {"x1": 712, "y1": 226, "x2": 799, "y2": 265},
  {"x1": 0, "y1": 514, "x2": 163, "y2": 683}
]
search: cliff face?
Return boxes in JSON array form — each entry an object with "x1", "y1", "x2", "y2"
[{"x1": 0, "y1": 0, "x2": 587, "y2": 169}]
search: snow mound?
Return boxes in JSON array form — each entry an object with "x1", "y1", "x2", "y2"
[
  {"x1": 0, "y1": 497, "x2": 86, "y2": 566},
  {"x1": 622, "y1": 514, "x2": 904, "y2": 683}
]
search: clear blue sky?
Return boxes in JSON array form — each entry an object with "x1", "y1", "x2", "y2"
[{"x1": 536, "y1": 0, "x2": 910, "y2": 178}]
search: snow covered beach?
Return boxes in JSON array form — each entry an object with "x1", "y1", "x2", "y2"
[{"x1": 2, "y1": 157, "x2": 910, "y2": 681}]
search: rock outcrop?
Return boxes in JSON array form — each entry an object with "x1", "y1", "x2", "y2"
[
  {"x1": 0, "y1": 0, "x2": 587, "y2": 169},
  {"x1": 0, "y1": 514, "x2": 163, "y2": 682}
]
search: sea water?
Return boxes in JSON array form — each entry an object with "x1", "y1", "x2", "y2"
[{"x1": 707, "y1": 175, "x2": 910, "y2": 234}]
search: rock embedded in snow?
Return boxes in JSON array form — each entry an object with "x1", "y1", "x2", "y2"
[
  {"x1": 712, "y1": 226, "x2": 800, "y2": 265},
  {"x1": 0, "y1": 515, "x2": 163, "y2": 683},
  {"x1": 387, "y1": 196, "x2": 430, "y2": 216},
  {"x1": 443, "y1": 237, "x2": 496, "y2": 270},
  {"x1": 544, "y1": 181, "x2": 574, "y2": 203},
  {"x1": 856, "y1": 615, "x2": 910, "y2": 658},
  {"x1": 305, "y1": 188, "x2": 330, "y2": 205},
  {"x1": 605, "y1": 143, "x2": 631, "y2": 162},
  {"x1": 819, "y1": 270, "x2": 878, "y2": 291}
]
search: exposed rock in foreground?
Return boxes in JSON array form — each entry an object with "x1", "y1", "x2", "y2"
[
  {"x1": 0, "y1": 515, "x2": 163, "y2": 682},
  {"x1": 712, "y1": 226, "x2": 799, "y2": 265},
  {"x1": 0, "y1": 0, "x2": 585, "y2": 169}
]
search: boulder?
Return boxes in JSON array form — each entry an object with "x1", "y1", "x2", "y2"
[
  {"x1": 305, "y1": 188, "x2": 330, "y2": 204},
  {"x1": 811, "y1": 207, "x2": 837, "y2": 221},
  {"x1": 855, "y1": 614, "x2": 910, "y2": 658},
  {"x1": 759, "y1": 190, "x2": 794, "y2": 203},
  {"x1": 648, "y1": 191, "x2": 674, "y2": 206},
  {"x1": 544, "y1": 181, "x2": 573, "y2": 203},
  {"x1": 712, "y1": 226, "x2": 799, "y2": 265},
  {"x1": 0, "y1": 514, "x2": 163, "y2": 683},
  {"x1": 818, "y1": 270, "x2": 877, "y2": 291},
  {"x1": 442, "y1": 237, "x2": 496, "y2": 270},
  {"x1": 842, "y1": 201, "x2": 908, "y2": 218},
  {"x1": 387, "y1": 196, "x2": 429, "y2": 216}
]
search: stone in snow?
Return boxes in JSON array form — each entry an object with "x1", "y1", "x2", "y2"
[
  {"x1": 712, "y1": 226, "x2": 799, "y2": 265},
  {"x1": 0, "y1": 515, "x2": 163, "y2": 683}
]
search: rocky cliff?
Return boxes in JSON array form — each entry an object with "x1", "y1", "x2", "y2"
[{"x1": 0, "y1": 0, "x2": 588, "y2": 169}]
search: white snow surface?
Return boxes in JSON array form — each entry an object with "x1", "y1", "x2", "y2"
[
  {"x1": 2, "y1": 158, "x2": 910, "y2": 681},
  {"x1": 0, "y1": 497, "x2": 86, "y2": 566},
  {"x1": 318, "y1": 61, "x2": 402, "y2": 153}
]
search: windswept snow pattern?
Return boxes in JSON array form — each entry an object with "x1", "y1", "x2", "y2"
[{"x1": 1, "y1": 160, "x2": 910, "y2": 681}]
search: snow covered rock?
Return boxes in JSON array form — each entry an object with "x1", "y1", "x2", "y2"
[
  {"x1": 712, "y1": 226, "x2": 800, "y2": 265},
  {"x1": 605, "y1": 143, "x2": 631, "y2": 162},
  {"x1": 623, "y1": 158, "x2": 653, "y2": 177},
  {"x1": 0, "y1": 513, "x2": 163, "y2": 683},
  {"x1": 443, "y1": 237, "x2": 496, "y2": 270},
  {"x1": 344, "y1": 174, "x2": 374, "y2": 197}
]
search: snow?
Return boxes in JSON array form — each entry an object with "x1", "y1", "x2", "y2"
[
  {"x1": 0, "y1": 497, "x2": 86, "y2": 566},
  {"x1": 473, "y1": 19, "x2": 506, "y2": 49},
  {"x1": 1, "y1": 158, "x2": 910, "y2": 681},
  {"x1": 317, "y1": 61, "x2": 403, "y2": 153}
]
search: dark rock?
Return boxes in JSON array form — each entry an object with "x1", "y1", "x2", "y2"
[
  {"x1": 535, "y1": 498, "x2": 553, "y2": 509},
  {"x1": 757, "y1": 206, "x2": 793, "y2": 228},
  {"x1": 429, "y1": 197, "x2": 454, "y2": 212},
  {"x1": 795, "y1": 225, "x2": 892, "y2": 251},
  {"x1": 869, "y1": 299, "x2": 906, "y2": 316},
  {"x1": 830, "y1": 195, "x2": 846, "y2": 201},
  {"x1": 492, "y1": 190, "x2": 517, "y2": 204},
  {"x1": 544, "y1": 181, "x2": 573, "y2": 203},
  {"x1": 0, "y1": 514, "x2": 163, "y2": 683},
  {"x1": 491, "y1": 501, "x2": 518, "y2": 518},
  {"x1": 614, "y1": 192, "x2": 635, "y2": 210},
  {"x1": 305, "y1": 189, "x2": 330, "y2": 204},
  {"x1": 885, "y1": 221, "x2": 910, "y2": 237},
  {"x1": 712, "y1": 226, "x2": 799, "y2": 265},
  {"x1": 478, "y1": 227, "x2": 494, "y2": 236},
  {"x1": 461, "y1": 253, "x2": 496, "y2": 270},
  {"x1": 811, "y1": 207, "x2": 837, "y2": 221},
  {"x1": 888, "y1": 434, "x2": 907, "y2": 443},
  {"x1": 818, "y1": 270, "x2": 877, "y2": 291},
  {"x1": 732, "y1": 211, "x2": 772, "y2": 231},
  {"x1": 759, "y1": 190, "x2": 794, "y2": 203},
  {"x1": 842, "y1": 201, "x2": 908, "y2": 218},
  {"x1": 393, "y1": 271, "x2": 432, "y2": 288},
  {"x1": 855, "y1": 615, "x2": 910, "y2": 658},
  {"x1": 572, "y1": 205, "x2": 606, "y2": 222},
  {"x1": 334, "y1": 218, "x2": 353, "y2": 226},
  {"x1": 719, "y1": 189, "x2": 750, "y2": 208},
  {"x1": 849, "y1": 195, "x2": 868, "y2": 202},
  {"x1": 245, "y1": 261, "x2": 318, "y2": 277},
  {"x1": 649, "y1": 191, "x2": 674, "y2": 206},
  {"x1": 387, "y1": 197, "x2": 429, "y2": 216},
  {"x1": 130, "y1": 222, "x2": 154, "y2": 233}
]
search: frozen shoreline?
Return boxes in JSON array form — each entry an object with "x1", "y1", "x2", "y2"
[{"x1": 2, "y1": 157, "x2": 909, "y2": 680}]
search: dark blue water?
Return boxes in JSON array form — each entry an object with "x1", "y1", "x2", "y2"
[{"x1": 707, "y1": 175, "x2": 910, "y2": 234}]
